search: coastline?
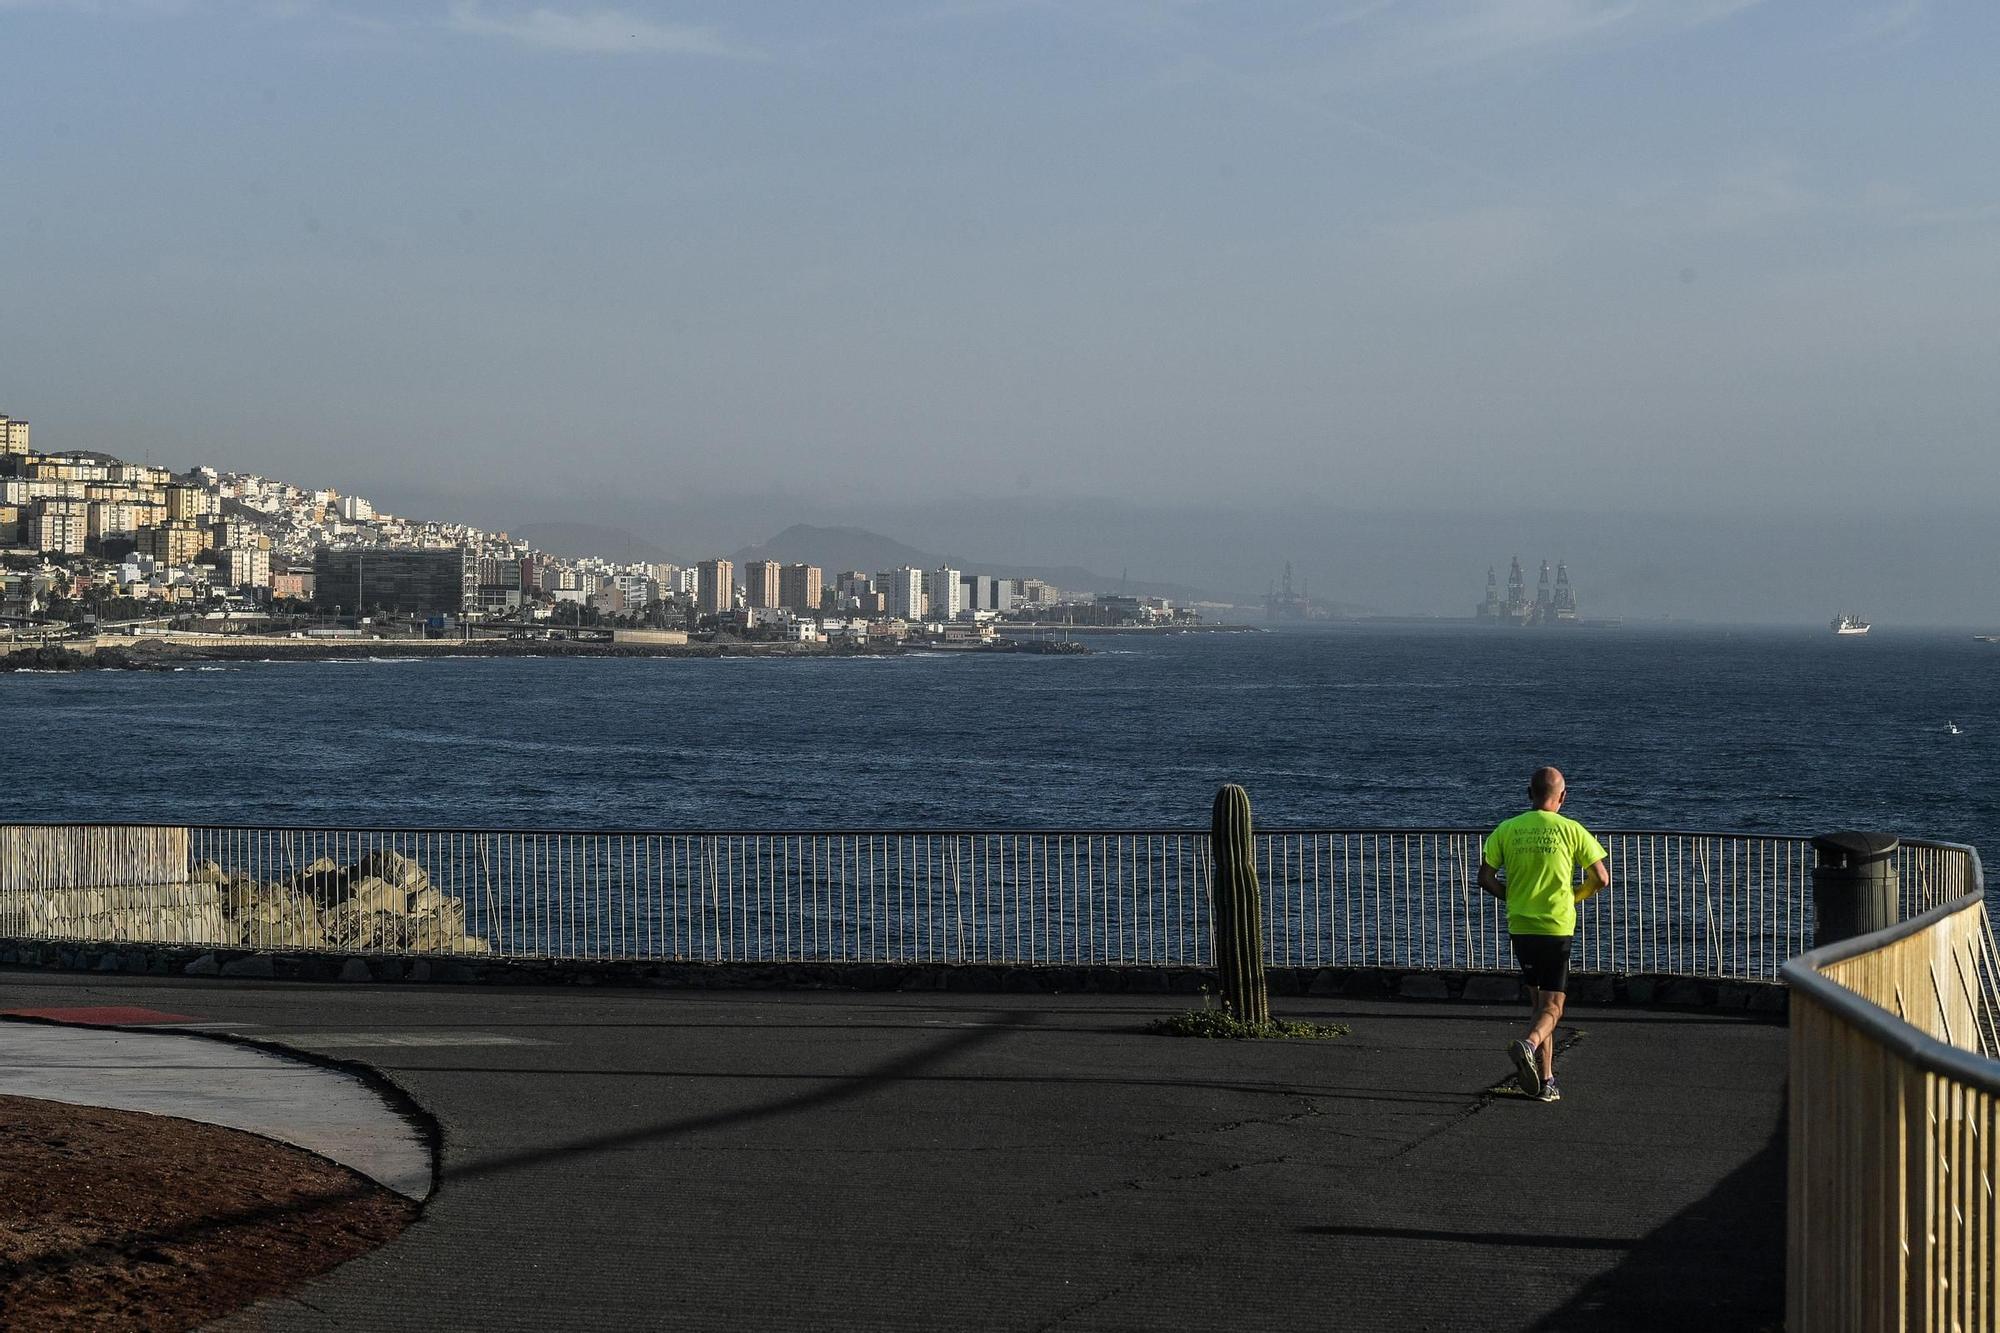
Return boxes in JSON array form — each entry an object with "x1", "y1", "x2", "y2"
[
  {"x1": 990, "y1": 622, "x2": 1259, "y2": 635},
  {"x1": 0, "y1": 635, "x2": 1090, "y2": 672}
]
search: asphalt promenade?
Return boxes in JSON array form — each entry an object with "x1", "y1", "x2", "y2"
[{"x1": 0, "y1": 971, "x2": 1788, "y2": 1332}]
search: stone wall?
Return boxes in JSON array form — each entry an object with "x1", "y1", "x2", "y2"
[
  {"x1": 0, "y1": 843, "x2": 489, "y2": 955},
  {"x1": 0, "y1": 825, "x2": 189, "y2": 894},
  {"x1": 0, "y1": 883, "x2": 227, "y2": 943}
]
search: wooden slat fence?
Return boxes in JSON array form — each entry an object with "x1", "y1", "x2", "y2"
[{"x1": 1785, "y1": 887, "x2": 2000, "y2": 1332}]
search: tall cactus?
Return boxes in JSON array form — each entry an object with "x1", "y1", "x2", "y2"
[{"x1": 1209, "y1": 784, "x2": 1271, "y2": 1026}]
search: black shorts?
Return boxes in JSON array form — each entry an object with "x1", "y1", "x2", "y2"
[{"x1": 1510, "y1": 934, "x2": 1573, "y2": 993}]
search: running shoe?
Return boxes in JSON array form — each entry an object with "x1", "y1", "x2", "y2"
[
  {"x1": 1539, "y1": 1078, "x2": 1561, "y2": 1103},
  {"x1": 1508, "y1": 1038, "x2": 1539, "y2": 1095}
]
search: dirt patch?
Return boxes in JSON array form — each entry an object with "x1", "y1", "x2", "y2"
[{"x1": 0, "y1": 1093, "x2": 416, "y2": 1330}]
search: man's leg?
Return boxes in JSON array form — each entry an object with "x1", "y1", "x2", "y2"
[{"x1": 1529, "y1": 990, "x2": 1564, "y2": 1080}]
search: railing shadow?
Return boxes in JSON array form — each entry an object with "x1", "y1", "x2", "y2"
[
  {"x1": 1529, "y1": 1107, "x2": 1786, "y2": 1333},
  {"x1": 441, "y1": 1009, "x2": 1026, "y2": 1186},
  {"x1": 0, "y1": 1014, "x2": 1025, "y2": 1298}
]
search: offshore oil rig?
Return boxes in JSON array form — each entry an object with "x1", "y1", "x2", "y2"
[
  {"x1": 1476, "y1": 557, "x2": 1578, "y2": 625},
  {"x1": 1265, "y1": 563, "x2": 1319, "y2": 622}
]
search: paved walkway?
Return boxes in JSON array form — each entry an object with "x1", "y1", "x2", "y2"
[
  {"x1": 0, "y1": 1016, "x2": 432, "y2": 1200},
  {"x1": 0, "y1": 971, "x2": 1787, "y2": 1332}
]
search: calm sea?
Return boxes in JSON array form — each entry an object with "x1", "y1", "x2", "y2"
[{"x1": 5, "y1": 626, "x2": 1995, "y2": 864}]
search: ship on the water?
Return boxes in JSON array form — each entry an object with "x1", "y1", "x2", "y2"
[{"x1": 1832, "y1": 613, "x2": 1871, "y2": 636}]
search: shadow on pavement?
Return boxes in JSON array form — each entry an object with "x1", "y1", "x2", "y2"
[
  {"x1": 1531, "y1": 1112, "x2": 1786, "y2": 1333},
  {"x1": 443, "y1": 1009, "x2": 1033, "y2": 1186},
  {"x1": 1301, "y1": 1225, "x2": 1638, "y2": 1251},
  {"x1": 2, "y1": 1014, "x2": 1024, "y2": 1292}
]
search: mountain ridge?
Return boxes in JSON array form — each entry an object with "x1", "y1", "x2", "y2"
[{"x1": 507, "y1": 522, "x2": 680, "y2": 565}]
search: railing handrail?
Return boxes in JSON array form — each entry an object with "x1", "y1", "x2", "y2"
[
  {"x1": 0, "y1": 819, "x2": 1960, "y2": 844},
  {"x1": 1780, "y1": 841, "x2": 1995, "y2": 1091},
  {"x1": 3, "y1": 823, "x2": 1977, "y2": 982}
]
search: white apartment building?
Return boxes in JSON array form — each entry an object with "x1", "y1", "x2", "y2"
[
  {"x1": 878, "y1": 567, "x2": 925, "y2": 621},
  {"x1": 29, "y1": 499, "x2": 89, "y2": 554},
  {"x1": 23, "y1": 454, "x2": 112, "y2": 482},
  {"x1": 1016, "y1": 578, "x2": 1059, "y2": 607},
  {"x1": 960, "y1": 573, "x2": 1014, "y2": 613},
  {"x1": 219, "y1": 546, "x2": 271, "y2": 591},
  {"x1": 927, "y1": 567, "x2": 962, "y2": 621},
  {"x1": 113, "y1": 462, "x2": 173, "y2": 487},
  {"x1": 613, "y1": 574, "x2": 656, "y2": 608},
  {"x1": 87, "y1": 500, "x2": 156, "y2": 542},
  {"x1": 165, "y1": 485, "x2": 218, "y2": 523},
  {"x1": 338, "y1": 495, "x2": 376, "y2": 522},
  {"x1": 824, "y1": 619, "x2": 870, "y2": 645}
]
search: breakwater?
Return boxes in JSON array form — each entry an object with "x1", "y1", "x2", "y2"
[{"x1": 0, "y1": 826, "x2": 487, "y2": 954}]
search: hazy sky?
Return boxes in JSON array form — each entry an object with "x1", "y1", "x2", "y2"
[{"x1": 3, "y1": 1, "x2": 1997, "y2": 611}]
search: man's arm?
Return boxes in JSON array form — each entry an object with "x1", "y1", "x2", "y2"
[
  {"x1": 1477, "y1": 861, "x2": 1507, "y2": 901},
  {"x1": 1574, "y1": 859, "x2": 1610, "y2": 902}
]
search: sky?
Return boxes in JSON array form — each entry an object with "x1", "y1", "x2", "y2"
[{"x1": 3, "y1": 1, "x2": 1997, "y2": 617}]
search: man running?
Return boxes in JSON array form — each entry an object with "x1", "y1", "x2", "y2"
[{"x1": 1477, "y1": 767, "x2": 1610, "y2": 1103}]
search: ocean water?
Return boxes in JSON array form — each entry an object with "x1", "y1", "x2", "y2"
[{"x1": 4, "y1": 626, "x2": 1995, "y2": 864}]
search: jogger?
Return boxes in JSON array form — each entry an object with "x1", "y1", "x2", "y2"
[{"x1": 1478, "y1": 767, "x2": 1610, "y2": 1101}]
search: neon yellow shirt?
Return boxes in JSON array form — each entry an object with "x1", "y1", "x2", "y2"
[{"x1": 1482, "y1": 810, "x2": 1608, "y2": 937}]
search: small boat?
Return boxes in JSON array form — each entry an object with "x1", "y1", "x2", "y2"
[
  {"x1": 1832, "y1": 613, "x2": 1871, "y2": 636},
  {"x1": 1945, "y1": 721, "x2": 1963, "y2": 735}
]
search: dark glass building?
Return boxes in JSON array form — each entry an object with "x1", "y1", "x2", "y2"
[{"x1": 311, "y1": 546, "x2": 476, "y2": 616}]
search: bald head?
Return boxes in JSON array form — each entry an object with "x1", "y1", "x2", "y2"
[{"x1": 1530, "y1": 767, "x2": 1565, "y2": 809}]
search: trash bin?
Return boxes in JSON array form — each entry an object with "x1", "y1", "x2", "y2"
[{"x1": 1810, "y1": 831, "x2": 1899, "y2": 948}]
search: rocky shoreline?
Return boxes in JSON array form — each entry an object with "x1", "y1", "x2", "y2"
[{"x1": 0, "y1": 848, "x2": 492, "y2": 955}]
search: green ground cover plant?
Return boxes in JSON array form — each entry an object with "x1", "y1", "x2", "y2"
[{"x1": 1149, "y1": 1009, "x2": 1350, "y2": 1041}]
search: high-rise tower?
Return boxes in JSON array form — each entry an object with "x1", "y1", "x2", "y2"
[
  {"x1": 696, "y1": 558, "x2": 734, "y2": 617},
  {"x1": 743, "y1": 560, "x2": 782, "y2": 610}
]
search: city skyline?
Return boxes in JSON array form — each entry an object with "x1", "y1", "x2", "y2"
[
  {"x1": 1, "y1": 405, "x2": 1133, "y2": 643},
  {"x1": 4, "y1": 4, "x2": 1996, "y2": 554},
  {"x1": 13, "y1": 398, "x2": 2000, "y2": 626}
]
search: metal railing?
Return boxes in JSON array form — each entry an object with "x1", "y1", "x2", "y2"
[
  {"x1": 1782, "y1": 852, "x2": 1998, "y2": 1332},
  {"x1": 0, "y1": 822, "x2": 1983, "y2": 981}
]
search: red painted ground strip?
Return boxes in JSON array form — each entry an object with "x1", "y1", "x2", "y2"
[{"x1": 2, "y1": 1006, "x2": 202, "y2": 1027}]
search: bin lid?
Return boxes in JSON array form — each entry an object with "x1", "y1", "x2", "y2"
[{"x1": 1810, "y1": 831, "x2": 1899, "y2": 867}]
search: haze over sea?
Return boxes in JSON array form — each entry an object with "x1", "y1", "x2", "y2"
[{"x1": 5, "y1": 627, "x2": 1994, "y2": 861}]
